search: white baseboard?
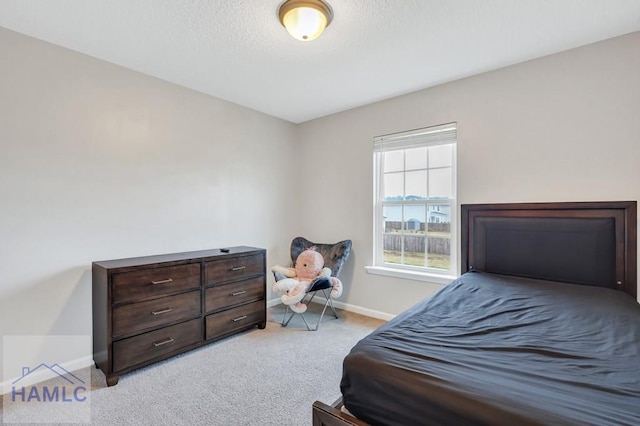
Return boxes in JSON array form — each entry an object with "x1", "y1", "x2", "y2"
[
  {"x1": 318, "y1": 298, "x2": 396, "y2": 321},
  {"x1": 268, "y1": 297, "x2": 395, "y2": 321},
  {"x1": 1, "y1": 355, "x2": 93, "y2": 396},
  {"x1": 267, "y1": 297, "x2": 282, "y2": 308}
]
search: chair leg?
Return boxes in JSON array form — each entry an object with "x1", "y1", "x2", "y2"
[
  {"x1": 300, "y1": 313, "x2": 313, "y2": 331},
  {"x1": 306, "y1": 291, "x2": 317, "y2": 305},
  {"x1": 281, "y1": 290, "x2": 339, "y2": 331},
  {"x1": 306, "y1": 289, "x2": 339, "y2": 331},
  {"x1": 309, "y1": 303, "x2": 328, "y2": 331},
  {"x1": 282, "y1": 305, "x2": 294, "y2": 327},
  {"x1": 325, "y1": 289, "x2": 339, "y2": 319},
  {"x1": 281, "y1": 298, "x2": 314, "y2": 330}
]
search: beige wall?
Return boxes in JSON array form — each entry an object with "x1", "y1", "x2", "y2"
[
  {"x1": 297, "y1": 32, "x2": 640, "y2": 315},
  {"x1": 0, "y1": 27, "x2": 297, "y2": 367},
  {"x1": 1, "y1": 26, "x2": 638, "y2": 369}
]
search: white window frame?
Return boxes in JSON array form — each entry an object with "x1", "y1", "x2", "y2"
[{"x1": 369, "y1": 123, "x2": 457, "y2": 283}]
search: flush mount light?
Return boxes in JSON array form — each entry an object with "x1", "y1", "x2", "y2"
[{"x1": 278, "y1": 0, "x2": 333, "y2": 41}]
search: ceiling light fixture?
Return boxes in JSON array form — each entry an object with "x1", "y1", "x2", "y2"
[{"x1": 278, "y1": 0, "x2": 333, "y2": 41}]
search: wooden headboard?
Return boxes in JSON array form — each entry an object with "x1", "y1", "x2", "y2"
[{"x1": 461, "y1": 201, "x2": 637, "y2": 298}]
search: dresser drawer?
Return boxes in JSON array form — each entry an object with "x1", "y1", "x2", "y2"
[
  {"x1": 112, "y1": 318, "x2": 202, "y2": 372},
  {"x1": 112, "y1": 263, "x2": 200, "y2": 304},
  {"x1": 204, "y1": 253, "x2": 264, "y2": 285},
  {"x1": 205, "y1": 277, "x2": 264, "y2": 313},
  {"x1": 205, "y1": 300, "x2": 264, "y2": 340},
  {"x1": 112, "y1": 290, "x2": 201, "y2": 337}
]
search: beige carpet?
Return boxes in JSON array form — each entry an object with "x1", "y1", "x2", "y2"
[{"x1": 1, "y1": 305, "x2": 384, "y2": 425}]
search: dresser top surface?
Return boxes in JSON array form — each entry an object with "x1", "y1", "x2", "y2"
[{"x1": 93, "y1": 246, "x2": 265, "y2": 270}]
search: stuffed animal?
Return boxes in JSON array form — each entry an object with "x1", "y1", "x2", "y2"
[{"x1": 272, "y1": 247, "x2": 343, "y2": 313}]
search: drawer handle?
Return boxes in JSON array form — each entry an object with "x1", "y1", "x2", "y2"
[
  {"x1": 151, "y1": 308, "x2": 174, "y2": 315},
  {"x1": 230, "y1": 266, "x2": 246, "y2": 272},
  {"x1": 232, "y1": 315, "x2": 248, "y2": 322},
  {"x1": 151, "y1": 278, "x2": 174, "y2": 285},
  {"x1": 231, "y1": 291, "x2": 247, "y2": 296},
  {"x1": 153, "y1": 338, "x2": 175, "y2": 347}
]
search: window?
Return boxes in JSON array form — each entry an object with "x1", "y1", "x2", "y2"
[{"x1": 372, "y1": 123, "x2": 457, "y2": 278}]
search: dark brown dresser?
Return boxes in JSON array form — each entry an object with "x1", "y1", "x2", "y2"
[{"x1": 92, "y1": 246, "x2": 266, "y2": 386}]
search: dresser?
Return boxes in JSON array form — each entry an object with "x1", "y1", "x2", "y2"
[{"x1": 92, "y1": 246, "x2": 266, "y2": 386}]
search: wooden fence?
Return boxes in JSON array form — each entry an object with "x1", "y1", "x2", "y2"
[
  {"x1": 383, "y1": 234, "x2": 450, "y2": 255},
  {"x1": 385, "y1": 221, "x2": 450, "y2": 233}
]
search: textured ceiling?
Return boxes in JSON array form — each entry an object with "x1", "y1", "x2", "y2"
[{"x1": 0, "y1": 0, "x2": 639, "y2": 123}]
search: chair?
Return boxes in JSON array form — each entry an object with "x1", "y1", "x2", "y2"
[{"x1": 274, "y1": 237, "x2": 352, "y2": 331}]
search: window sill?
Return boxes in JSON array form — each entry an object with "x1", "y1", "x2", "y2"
[{"x1": 365, "y1": 266, "x2": 457, "y2": 285}]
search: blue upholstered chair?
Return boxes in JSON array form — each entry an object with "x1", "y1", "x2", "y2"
[{"x1": 274, "y1": 237, "x2": 352, "y2": 331}]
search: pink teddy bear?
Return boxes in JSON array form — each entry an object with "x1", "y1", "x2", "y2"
[{"x1": 272, "y1": 247, "x2": 343, "y2": 313}]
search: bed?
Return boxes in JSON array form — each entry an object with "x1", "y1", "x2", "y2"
[{"x1": 312, "y1": 201, "x2": 638, "y2": 426}]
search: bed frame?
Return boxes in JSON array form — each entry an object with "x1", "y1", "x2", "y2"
[
  {"x1": 312, "y1": 201, "x2": 637, "y2": 426},
  {"x1": 461, "y1": 201, "x2": 637, "y2": 298}
]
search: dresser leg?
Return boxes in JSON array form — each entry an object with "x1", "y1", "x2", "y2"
[
  {"x1": 106, "y1": 376, "x2": 119, "y2": 387},
  {"x1": 258, "y1": 321, "x2": 266, "y2": 329}
]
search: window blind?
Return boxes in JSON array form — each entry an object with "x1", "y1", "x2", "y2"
[{"x1": 373, "y1": 122, "x2": 457, "y2": 152}]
